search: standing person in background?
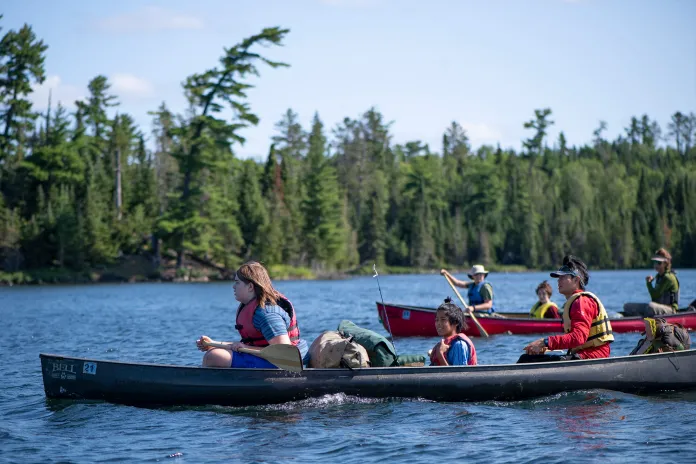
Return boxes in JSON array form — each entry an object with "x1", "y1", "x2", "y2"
[
  {"x1": 529, "y1": 280, "x2": 561, "y2": 319},
  {"x1": 440, "y1": 265, "x2": 496, "y2": 316},
  {"x1": 518, "y1": 255, "x2": 613, "y2": 363},
  {"x1": 623, "y1": 248, "x2": 680, "y2": 316}
]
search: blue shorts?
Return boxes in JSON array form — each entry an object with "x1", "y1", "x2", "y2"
[{"x1": 231, "y1": 352, "x2": 277, "y2": 369}]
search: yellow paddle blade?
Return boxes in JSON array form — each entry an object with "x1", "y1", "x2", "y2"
[{"x1": 240, "y1": 344, "x2": 304, "y2": 373}]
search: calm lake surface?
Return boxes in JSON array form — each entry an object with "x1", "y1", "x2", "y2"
[{"x1": 2, "y1": 269, "x2": 696, "y2": 463}]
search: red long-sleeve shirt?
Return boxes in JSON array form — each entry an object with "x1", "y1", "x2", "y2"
[{"x1": 547, "y1": 290, "x2": 611, "y2": 359}]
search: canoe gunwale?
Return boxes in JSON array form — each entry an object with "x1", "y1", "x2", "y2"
[
  {"x1": 40, "y1": 350, "x2": 696, "y2": 407},
  {"x1": 378, "y1": 301, "x2": 696, "y2": 336},
  {"x1": 39, "y1": 349, "x2": 696, "y2": 373},
  {"x1": 379, "y1": 301, "x2": 696, "y2": 321}
]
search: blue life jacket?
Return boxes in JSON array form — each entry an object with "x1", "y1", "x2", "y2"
[{"x1": 467, "y1": 282, "x2": 495, "y2": 313}]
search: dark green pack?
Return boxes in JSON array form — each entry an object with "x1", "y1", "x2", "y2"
[{"x1": 337, "y1": 320, "x2": 425, "y2": 367}]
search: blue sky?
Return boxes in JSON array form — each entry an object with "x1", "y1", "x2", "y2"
[{"x1": 3, "y1": 0, "x2": 695, "y2": 159}]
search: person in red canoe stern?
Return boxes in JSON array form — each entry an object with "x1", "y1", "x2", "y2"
[
  {"x1": 430, "y1": 297, "x2": 477, "y2": 366},
  {"x1": 518, "y1": 255, "x2": 614, "y2": 363},
  {"x1": 529, "y1": 280, "x2": 561, "y2": 319}
]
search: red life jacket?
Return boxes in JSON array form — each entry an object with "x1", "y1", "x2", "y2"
[
  {"x1": 429, "y1": 333, "x2": 477, "y2": 366},
  {"x1": 235, "y1": 293, "x2": 301, "y2": 347}
]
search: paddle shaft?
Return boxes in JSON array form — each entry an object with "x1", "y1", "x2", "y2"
[
  {"x1": 444, "y1": 274, "x2": 490, "y2": 337},
  {"x1": 205, "y1": 342, "x2": 261, "y2": 356}
]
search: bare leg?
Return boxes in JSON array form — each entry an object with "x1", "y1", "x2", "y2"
[{"x1": 202, "y1": 348, "x2": 233, "y2": 367}]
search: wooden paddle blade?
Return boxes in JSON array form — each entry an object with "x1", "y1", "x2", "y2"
[{"x1": 239, "y1": 345, "x2": 304, "y2": 373}]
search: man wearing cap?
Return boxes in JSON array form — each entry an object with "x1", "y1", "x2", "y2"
[
  {"x1": 623, "y1": 248, "x2": 680, "y2": 317},
  {"x1": 440, "y1": 265, "x2": 496, "y2": 315},
  {"x1": 519, "y1": 255, "x2": 613, "y2": 363}
]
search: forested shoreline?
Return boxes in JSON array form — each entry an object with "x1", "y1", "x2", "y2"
[{"x1": 1, "y1": 22, "x2": 695, "y2": 285}]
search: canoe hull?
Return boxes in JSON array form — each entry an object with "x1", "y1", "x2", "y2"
[
  {"x1": 41, "y1": 351, "x2": 696, "y2": 407},
  {"x1": 377, "y1": 302, "x2": 696, "y2": 337}
]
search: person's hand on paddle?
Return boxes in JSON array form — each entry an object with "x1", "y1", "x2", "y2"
[
  {"x1": 646, "y1": 275, "x2": 654, "y2": 283},
  {"x1": 197, "y1": 336, "x2": 245, "y2": 352},
  {"x1": 440, "y1": 269, "x2": 450, "y2": 277},
  {"x1": 196, "y1": 335, "x2": 213, "y2": 351},
  {"x1": 524, "y1": 338, "x2": 548, "y2": 355}
]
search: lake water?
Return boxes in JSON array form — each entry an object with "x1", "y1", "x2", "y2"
[{"x1": 2, "y1": 269, "x2": 695, "y2": 463}]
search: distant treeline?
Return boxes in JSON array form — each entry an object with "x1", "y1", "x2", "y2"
[{"x1": 1, "y1": 22, "x2": 695, "y2": 278}]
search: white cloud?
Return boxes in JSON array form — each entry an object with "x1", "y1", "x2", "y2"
[
  {"x1": 461, "y1": 122, "x2": 503, "y2": 145},
  {"x1": 111, "y1": 73, "x2": 154, "y2": 99},
  {"x1": 97, "y1": 6, "x2": 204, "y2": 32},
  {"x1": 30, "y1": 75, "x2": 85, "y2": 110}
]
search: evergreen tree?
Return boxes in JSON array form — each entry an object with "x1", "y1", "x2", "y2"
[
  {"x1": 237, "y1": 159, "x2": 268, "y2": 259},
  {"x1": 162, "y1": 27, "x2": 288, "y2": 268},
  {"x1": 523, "y1": 108, "x2": 554, "y2": 156},
  {"x1": 0, "y1": 22, "x2": 48, "y2": 161},
  {"x1": 302, "y1": 113, "x2": 342, "y2": 268}
]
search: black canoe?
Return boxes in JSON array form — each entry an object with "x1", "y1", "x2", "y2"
[{"x1": 40, "y1": 350, "x2": 696, "y2": 407}]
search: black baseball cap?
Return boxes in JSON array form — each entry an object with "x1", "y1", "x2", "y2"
[{"x1": 550, "y1": 265, "x2": 579, "y2": 278}]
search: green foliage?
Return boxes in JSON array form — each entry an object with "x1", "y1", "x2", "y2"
[
  {"x1": 1, "y1": 23, "x2": 696, "y2": 281},
  {"x1": 165, "y1": 26, "x2": 289, "y2": 267},
  {"x1": 523, "y1": 108, "x2": 554, "y2": 156},
  {"x1": 0, "y1": 22, "x2": 48, "y2": 160},
  {"x1": 237, "y1": 159, "x2": 268, "y2": 259},
  {"x1": 302, "y1": 113, "x2": 343, "y2": 269}
]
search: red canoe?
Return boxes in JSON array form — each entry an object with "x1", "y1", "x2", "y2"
[{"x1": 377, "y1": 302, "x2": 696, "y2": 337}]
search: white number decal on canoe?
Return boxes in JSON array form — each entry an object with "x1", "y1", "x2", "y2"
[
  {"x1": 402, "y1": 310, "x2": 411, "y2": 320},
  {"x1": 83, "y1": 362, "x2": 97, "y2": 375}
]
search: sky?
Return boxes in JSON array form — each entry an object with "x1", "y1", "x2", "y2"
[{"x1": 3, "y1": 0, "x2": 695, "y2": 160}]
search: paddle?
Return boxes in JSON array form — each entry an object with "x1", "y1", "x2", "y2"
[
  {"x1": 443, "y1": 274, "x2": 490, "y2": 338},
  {"x1": 204, "y1": 340, "x2": 303, "y2": 373}
]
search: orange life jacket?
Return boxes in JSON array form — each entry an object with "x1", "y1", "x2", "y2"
[
  {"x1": 235, "y1": 293, "x2": 301, "y2": 347},
  {"x1": 429, "y1": 333, "x2": 477, "y2": 366}
]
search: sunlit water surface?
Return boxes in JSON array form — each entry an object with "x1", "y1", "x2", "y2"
[{"x1": 2, "y1": 270, "x2": 695, "y2": 463}]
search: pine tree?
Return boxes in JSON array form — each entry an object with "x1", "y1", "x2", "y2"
[
  {"x1": 0, "y1": 23, "x2": 48, "y2": 161},
  {"x1": 237, "y1": 160, "x2": 268, "y2": 259},
  {"x1": 0, "y1": 192, "x2": 23, "y2": 271},
  {"x1": 164, "y1": 27, "x2": 288, "y2": 268},
  {"x1": 523, "y1": 108, "x2": 554, "y2": 156},
  {"x1": 302, "y1": 113, "x2": 343, "y2": 268}
]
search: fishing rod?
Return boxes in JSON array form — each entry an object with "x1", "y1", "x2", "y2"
[{"x1": 373, "y1": 263, "x2": 397, "y2": 355}]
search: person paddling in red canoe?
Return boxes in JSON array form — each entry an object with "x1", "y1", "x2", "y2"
[
  {"x1": 440, "y1": 265, "x2": 496, "y2": 316},
  {"x1": 196, "y1": 261, "x2": 309, "y2": 368}
]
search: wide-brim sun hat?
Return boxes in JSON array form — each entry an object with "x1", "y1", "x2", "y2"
[{"x1": 467, "y1": 264, "x2": 489, "y2": 279}]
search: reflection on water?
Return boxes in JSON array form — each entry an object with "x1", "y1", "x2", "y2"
[
  {"x1": 2, "y1": 271, "x2": 696, "y2": 462},
  {"x1": 548, "y1": 392, "x2": 620, "y2": 447}
]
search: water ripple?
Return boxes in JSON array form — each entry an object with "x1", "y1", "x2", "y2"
[{"x1": 2, "y1": 273, "x2": 696, "y2": 463}]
